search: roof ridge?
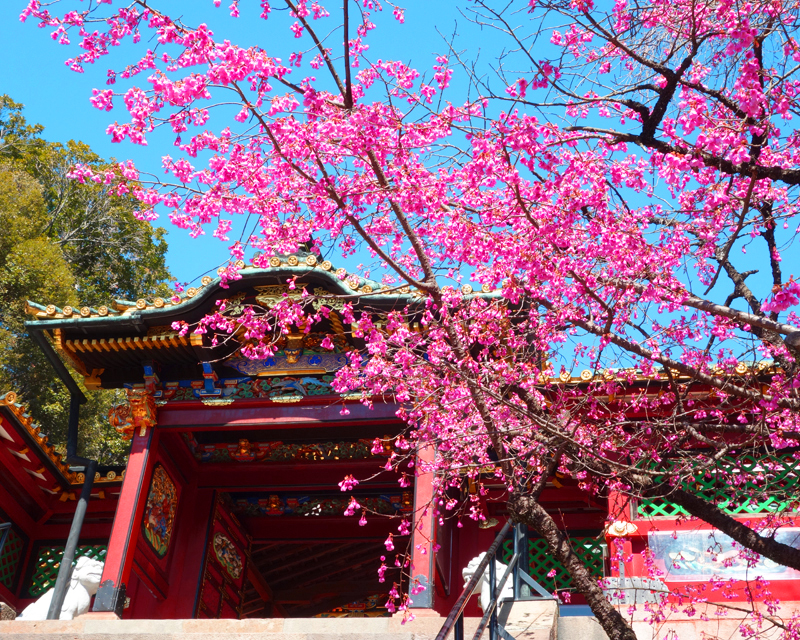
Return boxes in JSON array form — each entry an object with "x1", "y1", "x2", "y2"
[{"x1": 27, "y1": 253, "x2": 499, "y2": 321}]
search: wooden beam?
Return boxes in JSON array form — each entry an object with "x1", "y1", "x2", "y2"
[
  {"x1": 68, "y1": 340, "x2": 85, "y2": 353},
  {"x1": 275, "y1": 580, "x2": 381, "y2": 604},
  {"x1": 243, "y1": 516, "x2": 396, "y2": 542},
  {"x1": 260, "y1": 544, "x2": 349, "y2": 578},
  {"x1": 247, "y1": 565, "x2": 274, "y2": 604},
  {"x1": 270, "y1": 546, "x2": 380, "y2": 588},
  {"x1": 193, "y1": 459, "x2": 390, "y2": 489},
  {"x1": 156, "y1": 401, "x2": 402, "y2": 428},
  {"x1": 318, "y1": 548, "x2": 381, "y2": 584}
]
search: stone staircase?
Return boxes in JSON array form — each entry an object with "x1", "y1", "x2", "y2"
[
  {"x1": 0, "y1": 609, "x2": 558, "y2": 640},
  {"x1": 499, "y1": 600, "x2": 559, "y2": 640},
  {"x1": 0, "y1": 603, "x2": 564, "y2": 640},
  {"x1": 5, "y1": 600, "x2": 791, "y2": 640},
  {"x1": 0, "y1": 616, "x2": 444, "y2": 640}
]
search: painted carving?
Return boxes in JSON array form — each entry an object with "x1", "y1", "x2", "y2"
[
  {"x1": 142, "y1": 464, "x2": 177, "y2": 558},
  {"x1": 462, "y1": 553, "x2": 514, "y2": 613},
  {"x1": 230, "y1": 439, "x2": 256, "y2": 462},
  {"x1": 225, "y1": 353, "x2": 348, "y2": 376},
  {"x1": 283, "y1": 333, "x2": 308, "y2": 364},
  {"x1": 254, "y1": 285, "x2": 344, "y2": 310},
  {"x1": 108, "y1": 389, "x2": 157, "y2": 440},
  {"x1": 648, "y1": 529, "x2": 800, "y2": 580},
  {"x1": 213, "y1": 532, "x2": 242, "y2": 580},
  {"x1": 231, "y1": 492, "x2": 412, "y2": 517},
  {"x1": 183, "y1": 433, "x2": 392, "y2": 464},
  {"x1": 220, "y1": 291, "x2": 246, "y2": 317},
  {"x1": 157, "y1": 374, "x2": 342, "y2": 403},
  {"x1": 315, "y1": 593, "x2": 391, "y2": 618},
  {"x1": 17, "y1": 556, "x2": 104, "y2": 620}
]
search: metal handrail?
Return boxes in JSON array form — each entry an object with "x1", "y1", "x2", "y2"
[
  {"x1": 436, "y1": 522, "x2": 556, "y2": 640},
  {"x1": 435, "y1": 521, "x2": 512, "y2": 640},
  {"x1": 0, "y1": 522, "x2": 11, "y2": 556},
  {"x1": 471, "y1": 552, "x2": 519, "y2": 640}
]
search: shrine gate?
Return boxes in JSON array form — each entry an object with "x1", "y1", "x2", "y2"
[{"x1": 8, "y1": 252, "x2": 794, "y2": 623}]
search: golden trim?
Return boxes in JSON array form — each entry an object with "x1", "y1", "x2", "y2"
[{"x1": 1, "y1": 392, "x2": 77, "y2": 483}]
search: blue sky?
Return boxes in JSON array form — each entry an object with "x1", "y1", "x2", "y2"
[
  {"x1": 0, "y1": 1, "x2": 488, "y2": 286},
  {"x1": 4, "y1": 1, "x2": 788, "y2": 313}
]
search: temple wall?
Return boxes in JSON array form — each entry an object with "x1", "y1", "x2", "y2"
[{"x1": 124, "y1": 442, "x2": 214, "y2": 620}]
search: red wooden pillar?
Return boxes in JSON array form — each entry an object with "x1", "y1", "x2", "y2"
[
  {"x1": 607, "y1": 489, "x2": 632, "y2": 522},
  {"x1": 93, "y1": 427, "x2": 158, "y2": 617},
  {"x1": 409, "y1": 443, "x2": 436, "y2": 610},
  {"x1": 606, "y1": 489, "x2": 635, "y2": 578}
]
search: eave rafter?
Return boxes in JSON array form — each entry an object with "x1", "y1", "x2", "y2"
[
  {"x1": 0, "y1": 391, "x2": 124, "y2": 491},
  {"x1": 65, "y1": 333, "x2": 201, "y2": 354}
]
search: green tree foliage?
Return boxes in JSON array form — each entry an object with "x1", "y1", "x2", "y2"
[{"x1": 0, "y1": 95, "x2": 172, "y2": 463}]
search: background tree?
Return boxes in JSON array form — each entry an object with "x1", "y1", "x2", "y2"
[
  {"x1": 0, "y1": 95, "x2": 172, "y2": 463},
  {"x1": 20, "y1": 1, "x2": 800, "y2": 638}
]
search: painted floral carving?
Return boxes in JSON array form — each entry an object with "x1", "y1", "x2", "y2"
[
  {"x1": 141, "y1": 465, "x2": 177, "y2": 558},
  {"x1": 213, "y1": 532, "x2": 242, "y2": 580}
]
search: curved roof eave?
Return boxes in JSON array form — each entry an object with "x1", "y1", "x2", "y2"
[{"x1": 26, "y1": 262, "x2": 502, "y2": 331}]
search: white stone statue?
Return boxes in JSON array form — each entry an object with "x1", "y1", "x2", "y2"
[
  {"x1": 462, "y1": 553, "x2": 515, "y2": 612},
  {"x1": 17, "y1": 556, "x2": 104, "y2": 621}
]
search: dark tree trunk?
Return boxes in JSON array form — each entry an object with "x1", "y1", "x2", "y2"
[{"x1": 508, "y1": 494, "x2": 637, "y2": 640}]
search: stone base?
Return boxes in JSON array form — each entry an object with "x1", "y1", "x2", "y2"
[
  {"x1": 0, "y1": 614, "x2": 472, "y2": 639},
  {"x1": 4, "y1": 601, "x2": 797, "y2": 639},
  {"x1": 75, "y1": 612, "x2": 121, "y2": 620},
  {"x1": 0, "y1": 601, "x2": 17, "y2": 621},
  {"x1": 501, "y1": 600, "x2": 559, "y2": 640}
]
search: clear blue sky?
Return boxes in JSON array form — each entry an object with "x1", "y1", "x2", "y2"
[{"x1": 0, "y1": 1, "x2": 491, "y2": 287}]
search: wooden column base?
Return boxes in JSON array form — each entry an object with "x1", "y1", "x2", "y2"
[{"x1": 92, "y1": 580, "x2": 126, "y2": 618}]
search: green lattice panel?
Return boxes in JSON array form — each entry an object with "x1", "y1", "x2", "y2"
[
  {"x1": 0, "y1": 528, "x2": 24, "y2": 589},
  {"x1": 28, "y1": 545, "x2": 106, "y2": 598},
  {"x1": 637, "y1": 452, "x2": 800, "y2": 518},
  {"x1": 501, "y1": 536, "x2": 605, "y2": 593}
]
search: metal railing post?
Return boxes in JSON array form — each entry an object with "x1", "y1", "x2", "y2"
[
  {"x1": 513, "y1": 525, "x2": 521, "y2": 599},
  {"x1": 488, "y1": 555, "x2": 497, "y2": 640},
  {"x1": 436, "y1": 520, "x2": 556, "y2": 640},
  {"x1": 454, "y1": 612, "x2": 464, "y2": 640},
  {"x1": 46, "y1": 460, "x2": 97, "y2": 620},
  {"x1": 0, "y1": 522, "x2": 11, "y2": 556},
  {"x1": 435, "y1": 522, "x2": 512, "y2": 640}
]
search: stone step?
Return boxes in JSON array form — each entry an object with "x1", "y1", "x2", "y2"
[
  {"x1": 0, "y1": 615, "x2": 475, "y2": 640},
  {"x1": 557, "y1": 615, "x2": 607, "y2": 640},
  {"x1": 499, "y1": 599, "x2": 559, "y2": 640}
]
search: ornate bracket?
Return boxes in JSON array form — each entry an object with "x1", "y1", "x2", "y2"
[
  {"x1": 198, "y1": 362, "x2": 222, "y2": 397},
  {"x1": 142, "y1": 361, "x2": 161, "y2": 397},
  {"x1": 108, "y1": 389, "x2": 158, "y2": 440}
]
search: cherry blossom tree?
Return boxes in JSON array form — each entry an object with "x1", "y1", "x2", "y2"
[{"x1": 20, "y1": 0, "x2": 800, "y2": 638}]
